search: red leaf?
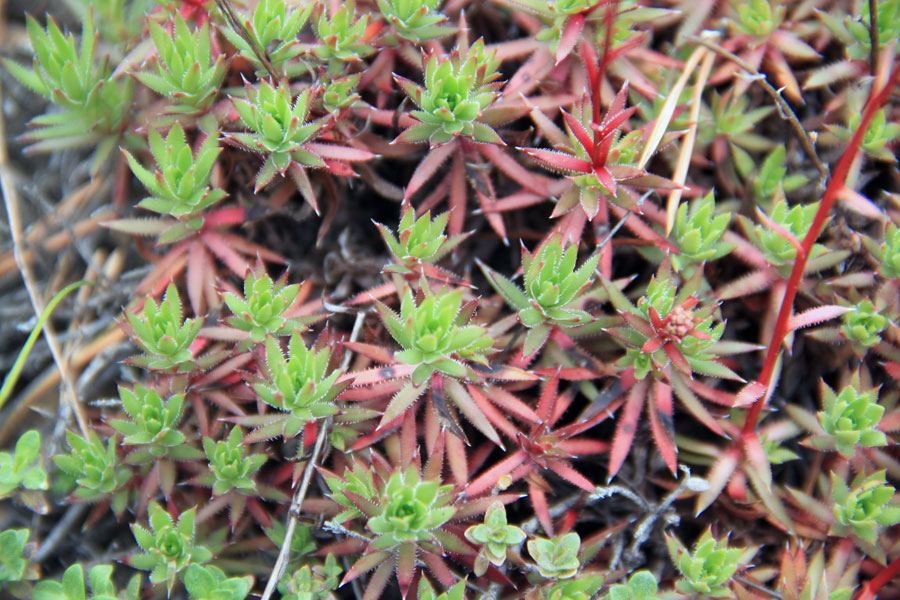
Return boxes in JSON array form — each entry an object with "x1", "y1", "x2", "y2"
[
  {"x1": 536, "y1": 375, "x2": 560, "y2": 422},
  {"x1": 468, "y1": 387, "x2": 519, "y2": 440},
  {"x1": 787, "y1": 305, "x2": 851, "y2": 332},
  {"x1": 305, "y1": 142, "x2": 375, "y2": 162},
  {"x1": 530, "y1": 481, "x2": 553, "y2": 535},
  {"x1": 186, "y1": 241, "x2": 209, "y2": 317},
  {"x1": 556, "y1": 439, "x2": 608, "y2": 455},
  {"x1": 734, "y1": 380, "x2": 767, "y2": 408},
  {"x1": 520, "y1": 147, "x2": 592, "y2": 173},
  {"x1": 556, "y1": 14, "x2": 585, "y2": 64},
  {"x1": 404, "y1": 139, "x2": 457, "y2": 201},
  {"x1": 396, "y1": 542, "x2": 416, "y2": 598},
  {"x1": 476, "y1": 385, "x2": 540, "y2": 424},
  {"x1": 201, "y1": 231, "x2": 249, "y2": 277},
  {"x1": 477, "y1": 142, "x2": 549, "y2": 196},
  {"x1": 342, "y1": 551, "x2": 391, "y2": 586},
  {"x1": 465, "y1": 451, "x2": 527, "y2": 497},
  {"x1": 663, "y1": 340, "x2": 691, "y2": 377},
  {"x1": 594, "y1": 166, "x2": 617, "y2": 196},
  {"x1": 608, "y1": 379, "x2": 647, "y2": 479},
  {"x1": 648, "y1": 380, "x2": 677, "y2": 474},
  {"x1": 548, "y1": 460, "x2": 595, "y2": 492},
  {"x1": 695, "y1": 449, "x2": 739, "y2": 515},
  {"x1": 562, "y1": 109, "x2": 593, "y2": 156},
  {"x1": 343, "y1": 342, "x2": 395, "y2": 365}
]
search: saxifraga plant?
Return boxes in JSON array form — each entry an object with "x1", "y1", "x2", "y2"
[{"x1": 3, "y1": 0, "x2": 900, "y2": 599}]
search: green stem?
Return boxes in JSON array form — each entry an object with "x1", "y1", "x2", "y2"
[{"x1": 0, "y1": 280, "x2": 92, "y2": 410}]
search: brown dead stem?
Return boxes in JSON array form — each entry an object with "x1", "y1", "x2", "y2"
[
  {"x1": 0, "y1": 76, "x2": 90, "y2": 438},
  {"x1": 686, "y1": 34, "x2": 829, "y2": 187}
]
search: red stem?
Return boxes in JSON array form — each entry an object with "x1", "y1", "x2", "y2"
[
  {"x1": 854, "y1": 554, "x2": 900, "y2": 600},
  {"x1": 742, "y1": 62, "x2": 900, "y2": 435}
]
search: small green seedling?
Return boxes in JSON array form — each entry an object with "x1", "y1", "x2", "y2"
[
  {"x1": 527, "y1": 532, "x2": 582, "y2": 579},
  {"x1": 201, "y1": 426, "x2": 267, "y2": 496},
  {"x1": 129, "y1": 503, "x2": 213, "y2": 594},
  {"x1": 125, "y1": 283, "x2": 202, "y2": 372},
  {"x1": 138, "y1": 15, "x2": 225, "y2": 114},
  {"x1": 183, "y1": 564, "x2": 252, "y2": 600},
  {"x1": 465, "y1": 501, "x2": 526, "y2": 575},
  {"x1": 603, "y1": 571, "x2": 659, "y2": 600},
  {"x1": 667, "y1": 530, "x2": 744, "y2": 598},
  {"x1": 33, "y1": 563, "x2": 141, "y2": 600},
  {"x1": 53, "y1": 430, "x2": 132, "y2": 515},
  {"x1": 0, "y1": 430, "x2": 48, "y2": 499},
  {"x1": 479, "y1": 235, "x2": 599, "y2": 356},
  {"x1": 830, "y1": 470, "x2": 900, "y2": 545}
]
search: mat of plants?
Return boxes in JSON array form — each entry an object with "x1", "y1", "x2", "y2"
[{"x1": 1, "y1": 0, "x2": 899, "y2": 599}]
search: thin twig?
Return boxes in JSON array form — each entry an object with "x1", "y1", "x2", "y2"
[
  {"x1": 735, "y1": 576, "x2": 784, "y2": 600},
  {"x1": 260, "y1": 309, "x2": 367, "y2": 600},
  {"x1": 594, "y1": 190, "x2": 653, "y2": 257},
  {"x1": 0, "y1": 77, "x2": 90, "y2": 437},
  {"x1": 666, "y1": 48, "x2": 715, "y2": 234},
  {"x1": 869, "y1": 0, "x2": 879, "y2": 77},
  {"x1": 34, "y1": 504, "x2": 89, "y2": 563},
  {"x1": 215, "y1": 0, "x2": 280, "y2": 80},
  {"x1": 686, "y1": 35, "x2": 829, "y2": 186}
]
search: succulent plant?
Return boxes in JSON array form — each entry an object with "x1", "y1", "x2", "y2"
[
  {"x1": 123, "y1": 122, "x2": 226, "y2": 238},
  {"x1": 602, "y1": 571, "x2": 659, "y2": 600},
  {"x1": 108, "y1": 384, "x2": 188, "y2": 456},
  {"x1": 182, "y1": 564, "x2": 252, "y2": 600},
  {"x1": 321, "y1": 74, "x2": 364, "y2": 113},
  {"x1": 0, "y1": 529, "x2": 38, "y2": 585},
  {"x1": 377, "y1": 286, "x2": 495, "y2": 386},
  {"x1": 311, "y1": 0, "x2": 377, "y2": 72},
  {"x1": 816, "y1": 380, "x2": 887, "y2": 458},
  {"x1": 670, "y1": 192, "x2": 734, "y2": 270},
  {"x1": 324, "y1": 462, "x2": 466, "y2": 597},
  {"x1": 731, "y1": 0, "x2": 785, "y2": 37},
  {"x1": 877, "y1": 223, "x2": 900, "y2": 279},
  {"x1": 606, "y1": 274, "x2": 731, "y2": 381},
  {"x1": 528, "y1": 532, "x2": 582, "y2": 579},
  {"x1": 201, "y1": 426, "x2": 267, "y2": 496},
  {"x1": 417, "y1": 578, "x2": 467, "y2": 600},
  {"x1": 53, "y1": 430, "x2": 132, "y2": 513},
  {"x1": 831, "y1": 107, "x2": 900, "y2": 162},
  {"x1": 251, "y1": 334, "x2": 345, "y2": 440},
  {"x1": 219, "y1": 0, "x2": 312, "y2": 76},
  {"x1": 544, "y1": 574, "x2": 605, "y2": 600},
  {"x1": 377, "y1": 0, "x2": 452, "y2": 42},
  {"x1": 668, "y1": 530, "x2": 743, "y2": 598},
  {"x1": 0, "y1": 430, "x2": 48, "y2": 498},
  {"x1": 130, "y1": 503, "x2": 213, "y2": 594},
  {"x1": 394, "y1": 40, "x2": 503, "y2": 145},
  {"x1": 465, "y1": 501, "x2": 526, "y2": 575},
  {"x1": 3, "y1": 12, "x2": 133, "y2": 170},
  {"x1": 819, "y1": 0, "x2": 900, "y2": 61},
  {"x1": 227, "y1": 80, "x2": 326, "y2": 194},
  {"x1": 752, "y1": 145, "x2": 808, "y2": 203},
  {"x1": 222, "y1": 267, "x2": 308, "y2": 346},
  {"x1": 376, "y1": 206, "x2": 469, "y2": 277},
  {"x1": 479, "y1": 235, "x2": 599, "y2": 356},
  {"x1": 841, "y1": 299, "x2": 887, "y2": 350},
  {"x1": 33, "y1": 563, "x2": 141, "y2": 600},
  {"x1": 367, "y1": 468, "x2": 457, "y2": 546},
  {"x1": 520, "y1": 85, "x2": 654, "y2": 220},
  {"x1": 125, "y1": 283, "x2": 203, "y2": 372},
  {"x1": 137, "y1": 15, "x2": 225, "y2": 114},
  {"x1": 278, "y1": 554, "x2": 342, "y2": 600},
  {"x1": 830, "y1": 470, "x2": 900, "y2": 545}
]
